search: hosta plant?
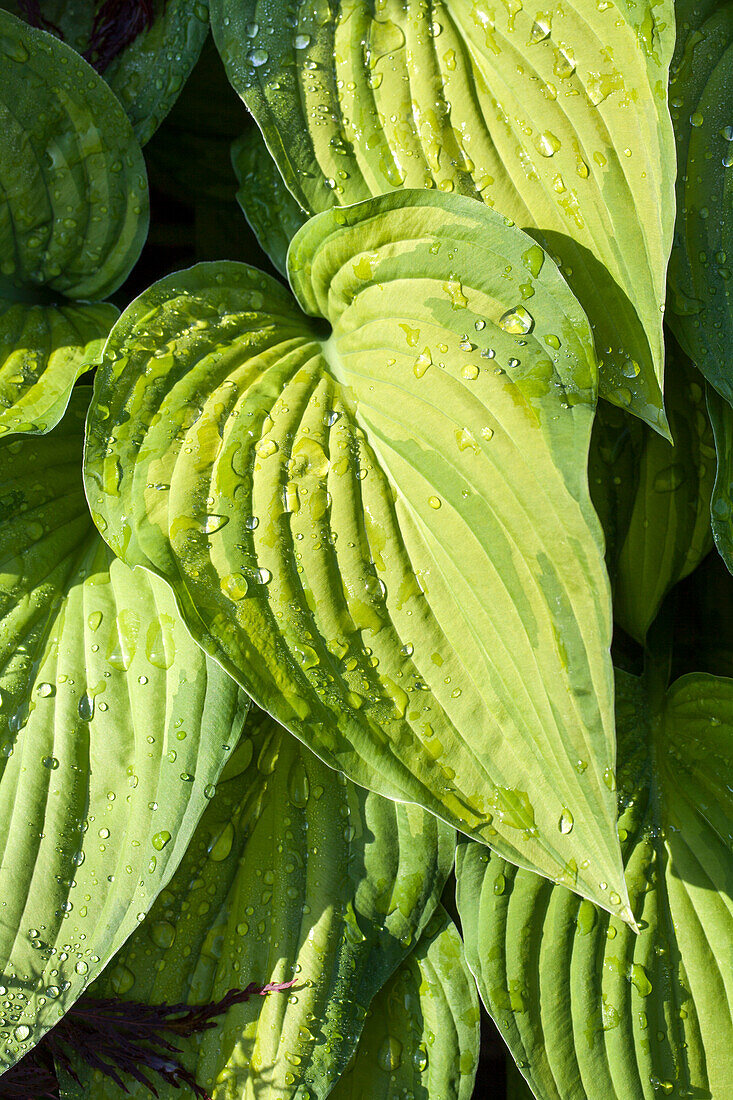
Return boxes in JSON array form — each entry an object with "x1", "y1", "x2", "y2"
[{"x1": 0, "y1": 1, "x2": 730, "y2": 1099}]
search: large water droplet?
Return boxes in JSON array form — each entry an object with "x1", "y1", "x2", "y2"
[{"x1": 499, "y1": 306, "x2": 534, "y2": 334}]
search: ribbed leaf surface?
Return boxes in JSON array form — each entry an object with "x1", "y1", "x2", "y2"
[
  {"x1": 331, "y1": 906, "x2": 480, "y2": 1100},
  {"x1": 0, "y1": 9, "x2": 148, "y2": 300},
  {"x1": 0, "y1": 392, "x2": 248, "y2": 1070},
  {"x1": 84, "y1": 191, "x2": 631, "y2": 917},
  {"x1": 211, "y1": 0, "x2": 677, "y2": 431},
  {"x1": 66, "y1": 708, "x2": 455, "y2": 1099},
  {"x1": 2, "y1": 0, "x2": 211, "y2": 146},
  {"x1": 590, "y1": 342, "x2": 715, "y2": 642},
  {"x1": 456, "y1": 669, "x2": 733, "y2": 1100},
  {"x1": 0, "y1": 302, "x2": 116, "y2": 438}
]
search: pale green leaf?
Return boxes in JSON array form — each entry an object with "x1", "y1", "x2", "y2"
[
  {"x1": 0, "y1": 9, "x2": 148, "y2": 300},
  {"x1": 232, "y1": 127, "x2": 307, "y2": 277},
  {"x1": 0, "y1": 301, "x2": 117, "y2": 438},
  {"x1": 590, "y1": 341, "x2": 715, "y2": 643},
  {"x1": 2, "y1": 0, "x2": 211, "y2": 146},
  {"x1": 0, "y1": 391, "x2": 249, "y2": 1070},
  {"x1": 84, "y1": 190, "x2": 631, "y2": 918},
  {"x1": 667, "y1": 0, "x2": 733, "y2": 402},
  {"x1": 707, "y1": 384, "x2": 733, "y2": 573},
  {"x1": 65, "y1": 706, "x2": 455, "y2": 1100},
  {"x1": 456, "y1": 668, "x2": 733, "y2": 1100},
  {"x1": 211, "y1": 0, "x2": 677, "y2": 432},
  {"x1": 331, "y1": 906, "x2": 480, "y2": 1100}
]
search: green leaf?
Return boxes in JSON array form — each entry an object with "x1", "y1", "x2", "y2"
[
  {"x1": 455, "y1": 668, "x2": 733, "y2": 1100},
  {"x1": 211, "y1": 0, "x2": 677, "y2": 432},
  {"x1": 84, "y1": 190, "x2": 632, "y2": 918},
  {"x1": 3, "y1": 0, "x2": 211, "y2": 146},
  {"x1": 331, "y1": 906, "x2": 480, "y2": 1100},
  {"x1": 0, "y1": 301, "x2": 117, "y2": 438},
  {"x1": 0, "y1": 391, "x2": 249, "y2": 1070},
  {"x1": 707, "y1": 384, "x2": 733, "y2": 572},
  {"x1": 0, "y1": 9, "x2": 149, "y2": 301},
  {"x1": 667, "y1": 0, "x2": 733, "y2": 402},
  {"x1": 65, "y1": 706, "x2": 455, "y2": 1099},
  {"x1": 590, "y1": 341, "x2": 715, "y2": 643},
  {"x1": 231, "y1": 127, "x2": 307, "y2": 277}
]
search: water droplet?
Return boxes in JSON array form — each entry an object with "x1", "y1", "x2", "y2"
[
  {"x1": 559, "y1": 808, "x2": 574, "y2": 834},
  {"x1": 378, "y1": 1035, "x2": 403, "y2": 1072},
  {"x1": 151, "y1": 921, "x2": 176, "y2": 949},
  {"x1": 288, "y1": 759, "x2": 310, "y2": 808},
  {"x1": 152, "y1": 831, "x2": 171, "y2": 851},
  {"x1": 255, "y1": 439, "x2": 278, "y2": 458},
  {"x1": 221, "y1": 572, "x2": 249, "y2": 600},
  {"x1": 428, "y1": 496, "x2": 442, "y2": 509},
  {"x1": 42, "y1": 755, "x2": 59, "y2": 770},
  {"x1": 36, "y1": 683, "x2": 55, "y2": 698},
  {"x1": 522, "y1": 244, "x2": 545, "y2": 278},
  {"x1": 413, "y1": 347, "x2": 432, "y2": 378},
  {"x1": 208, "y1": 822, "x2": 234, "y2": 862},
  {"x1": 78, "y1": 693, "x2": 95, "y2": 721},
  {"x1": 690, "y1": 111, "x2": 704, "y2": 127},
  {"x1": 535, "y1": 130, "x2": 561, "y2": 157},
  {"x1": 14, "y1": 1025, "x2": 30, "y2": 1042},
  {"x1": 499, "y1": 306, "x2": 534, "y2": 334},
  {"x1": 248, "y1": 48, "x2": 269, "y2": 66},
  {"x1": 294, "y1": 33, "x2": 311, "y2": 49}
]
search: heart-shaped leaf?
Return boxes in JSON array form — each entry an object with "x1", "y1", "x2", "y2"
[
  {"x1": 667, "y1": 0, "x2": 733, "y2": 403},
  {"x1": 331, "y1": 906, "x2": 480, "y2": 1100},
  {"x1": 84, "y1": 189, "x2": 630, "y2": 918},
  {"x1": 590, "y1": 340, "x2": 714, "y2": 642},
  {"x1": 0, "y1": 391, "x2": 249, "y2": 1070},
  {"x1": 456, "y1": 668, "x2": 733, "y2": 1100},
  {"x1": 211, "y1": 0, "x2": 677, "y2": 432},
  {"x1": 0, "y1": 301, "x2": 117, "y2": 439},
  {"x1": 231, "y1": 127, "x2": 307, "y2": 277},
  {"x1": 3, "y1": 0, "x2": 211, "y2": 146},
  {"x1": 62, "y1": 706, "x2": 455, "y2": 1099}
]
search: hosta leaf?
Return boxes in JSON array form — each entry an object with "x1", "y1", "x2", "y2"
[
  {"x1": 84, "y1": 190, "x2": 631, "y2": 917},
  {"x1": 331, "y1": 906, "x2": 480, "y2": 1100},
  {"x1": 667, "y1": 0, "x2": 733, "y2": 402},
  {"x1": 65, "y1": 706, "x2": 455, "y2": 1099},
  {"x1": 232, "y1": 127, "x2": 307, "y2": 277},
  {"x1": 0, "y1": 9, "x2": 148, "y2": 301},
  {"x1": 590, "y1": 342, "x2": 715, "y2": 643},
  {"x1": 0, "y1": 391, "x2": 249, "y2": 1070},
  {"x1": 211, "y1": 0, "x2": 677, "y2": 432},
  {"x1": 3, "y1": 0, "x2": 211, "y2": 146},
  {"x1": 707, "y1": 384, "x2": 733, "y2": 573},
  {"x1": 0, "y1": 301, "x2": 117, "y2": 438},
  {"x1": 456, "y1": 668, "x2": 733, "y2": 1100}
]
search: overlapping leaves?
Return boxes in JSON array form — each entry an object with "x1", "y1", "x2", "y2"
[
  {"x1": 84, "y1": 189, "x2": 632, "y2": 916},
  {"x1": 0, "y1": 392, "x2": 249, "y2": 1069},
  {"x1": 4, "y1": 0, "x2": 211, "y2": 145},
  {"x1": 589, "y1": 341, "x2": 714, "y2": 642},
  {"x1": 212, "y1": 0, "x2": 676, "y2": 431},
  {"x1": 62, "y1": 707, "x2": 455, "y2": 1099},
  {"x1": 0, "y1": 9, "x2": 148, "y2": 436},
  {"x1": 456, "y1": 668, "x2": 733, "y2": 1099}
]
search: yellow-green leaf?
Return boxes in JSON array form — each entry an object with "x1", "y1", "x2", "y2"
[
  {"x1": 84, "y1": 191, "x2": 630, "y2": 918},
  {"x1": 211, "y1": 0, "x2": 677, "y2": 431}
]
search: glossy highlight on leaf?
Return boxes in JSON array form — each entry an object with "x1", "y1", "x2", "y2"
[
  {"x1": 456, "y1": 668, "x2": 733, "y2": 1100},
  {"x1": 211, "y1": 0, "x2": 677, "y2": 431},
  {"x1": 65, "y1": 707, "x2": 455, "y2": 1099},
  {"x1": 0, "y1": 391, "x2": 249, "y2": 1069}
]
